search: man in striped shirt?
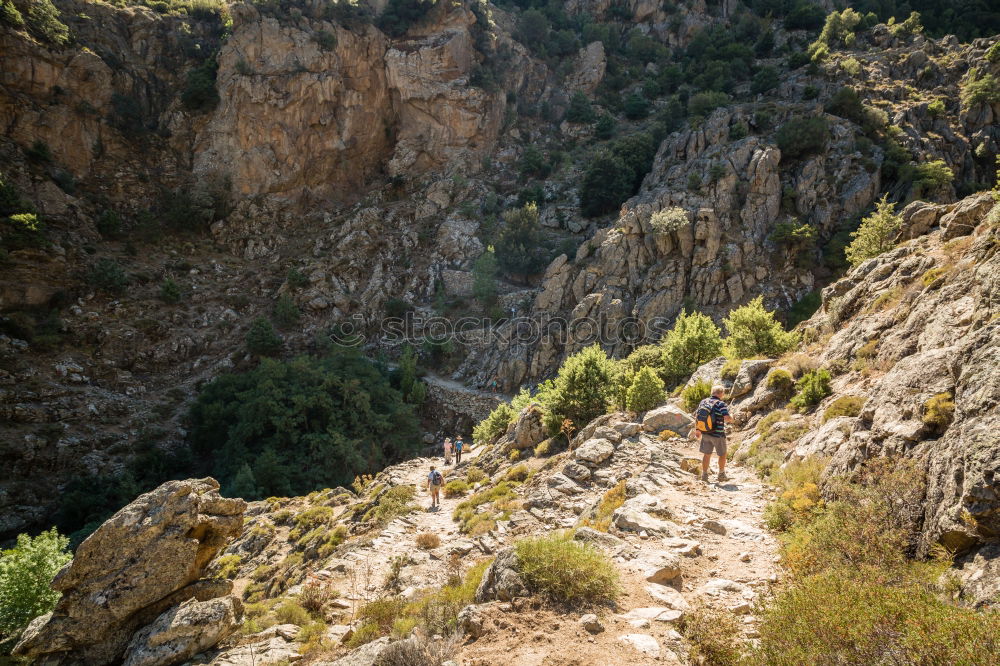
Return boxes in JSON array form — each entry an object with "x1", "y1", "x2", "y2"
[{"x1": 695, "y1": 385, "x2": 734, "y2": 483}]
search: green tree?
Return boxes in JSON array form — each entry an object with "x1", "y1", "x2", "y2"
[
  {"x1": 246, "y1": 317, "x2": 282, "y2": 356},
  {"x1": 625, "y1": 366, "x2": 666, "y2": 412},
  {"x1": 545, "y1": 344, "x2": 617, "y2": 430},
  {"x1": 594, "y1": 114, "x2": 615, "y2": 140},
  {"x1": 495, "y1": 203, "x2": 549, "y2": 277},
  {"x1": 565, "y1": 91, "x2": 595, "y2": 123},
  {"x1": 517, "y1": 9, "x2": 549, "y2": 51},
  {"x1": 0, "y1": 528, "x2": 71, "y2": 651},
  {"x1": 751, "y1": 66, "x2": 780, "y2": 94},
  {"x1": 623, "y1": 91, "x2": 650, "y2": 120},
  {"x1": 660, "y1": 310, "x2": 724, "y2": 387},
  {"x1": 845, "y1": 195, "x2": 902, "y2": 267},
  {"x1": 188, "y1": 351, "x2": 421, "y2": 499},
  {"x1": 472, "y1": 247, "x2": 498, "y2": 307},
  {"x1": 723, "y1": 296, "x2": 799, "y2": 359},
  {"x1": 272, "y1": 294, "x2": 300, "y2": 329},
  {"x1": 776, "y1": 116, "x2": 829, "y2": 160},
  {"x1": 159, "y1": 278, "x2": 182, "y2": 304},
  {"x1": 228, "y1": 463, "x2": 259, "y2": 499}
]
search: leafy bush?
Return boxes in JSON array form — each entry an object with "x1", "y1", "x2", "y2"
[
  {"x1": 453, "y1": 482, "x2": 517, "y2": 534},
  {"x1": 4, "y1": 0, "x2": 68, "y2": 45},
  {"x1": 660, "y1": 309, "x2": 724, "y2": 387},
  {"x1": 687, "y1": 90, "x2": 730, "y2": 118},
  {"x1": 245, "y1": 317, "x2": 282, "y2": 356},
  {"x1": 679, "y1": 605, "x2": 746, "y2": 665},
  {"x1": 681, "y1": 379, "x2": 712, "y2": 412},
  {"x1": 473, "y1": 402, "x2": 515, "y2": 445},
  {"x1": 504, "y1": 464, "x2": 530, "y2": 483},
  {"x1": 443, "y1": 479, "x2": 468, "y2": 498},
  {"x1": 565, "y1": 91, "x2": 595, "y2": 123},
  {"x1": 3, "y1": 212, "x2": 45, "y2": 250},
  {"x1": 807, "y1": 8, "x2": 863, "y2": 61},
  {"x1": 823, "y1": 395, "x2": 865, "y2": 422},
  {"x1": 625, "y1": 366, "x2": 665, "y2": 412},
  {"x1": 543, "y1": 344, "x2": 617, "y2": 431},
  {"x1": 723, "y1": 296, "x2": 799, "y2": 359},
  {"x1": 845, "y1": 194, "x2": 901, "y2": 267},
  {"x1": 622, "y1": 91, "x2": 650, "y2": 120},
  {"x1": 214, "y1": 554, "x2": 242, "y2": 580},
  {"x1": 472, "y1": 247, "x2": 498, "y2": 307},
  {"x1": 181, "y1": 57, "x2": 220, "y2": 112},
  {"x1": 769, "y1": 219, "x2": 818, "y2": 266},
  {"x1": 960, "y1": 68, "x2": 1000, "y2": 108},
  {"x1": 766, "y1": 368, "x2": 794, "y2": 392},
  {"x1": 720, "y1": 358, "x2": 741, "y2": 380},
  {"x1": 514, "y1": 532, "x2": 620, "y2": 603},
  {"x1": 189, "y1": 351, "x2": 420, "y2": 499},
  {"x1": 86, "y1": 258, "x2": 129, "y2": 294},
  {"x1": 579, "y1": 151, "x2": 631, "y2": 217},
  {"x1": 366, "y1": 485, "x2": 416, "y2": 525},
  {"x1": 649, "y1": 207, "x2": 688, "y2": 234},
  {"x1": 272, "y1": 294, "x2": 300, "y2": 329},
  {"x1": 594, "y1": 114, "x2": 615, "y2": 139},
  {"x1": 775, "y1": 115, "x2": 829, "y2": 161},
  {"x1": 751, "y1": 66, "x2": 780, "y2": 94},
  {"x1": 922, "y1": 392, "x2": 955, "y2": 430},
  {"x1": 465, "y1": 467, "x2": 486, "y2": 484},
  {"x1": 159, "y1": 278, "x2": 182, "y2": 304},
  {"x1": 0, "y1": 528, "x2": 72, "y2": 652},
  {"x1": 927, "y1": 98, "x2": 946, "y2": 118},
  {"x1": 912, "y1": 160, "x2": 954, "y2": 198},
  {"x1": 790, "y1": 368, "x2": 832, "y2": 412}
]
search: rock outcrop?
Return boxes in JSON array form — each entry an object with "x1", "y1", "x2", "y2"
[{"x1": 14, "y1": 478, "x2": 246, "y2": 665}]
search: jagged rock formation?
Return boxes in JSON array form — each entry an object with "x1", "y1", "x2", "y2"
[{"x1": 13, "y1": 478, "x2": 246, "y2": 665}]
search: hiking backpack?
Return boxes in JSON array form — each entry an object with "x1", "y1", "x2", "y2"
[
  {"x1": 695, "y1": 398, "x2": 715, "y2": 433},
  {"x1": 432, "y1": 470, "x2": 443, "y2": 485}
]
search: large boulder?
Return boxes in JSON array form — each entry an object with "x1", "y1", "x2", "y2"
[
  {"x1": 475, "y1": 547, "x2": 528, "y2": 602},
  {"x1": 14, "y1": 478, "x2": 246, "y2": 665},
  {"x1": 123, "y1": 597, "x2": 242, "y2": 666},
  {"x1": 642, "y1": 404, "x2": 695, "y2": 435},
  {"x1": 574, "y1": 438, "x2": 615, "y2": 464},
  {"x1": 511, "y1": 405, "x2": 546, "y2": 450}
]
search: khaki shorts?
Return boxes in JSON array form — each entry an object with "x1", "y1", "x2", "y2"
[{"x1": 699, "y1": 433, "x2": 727, "y2": 457}]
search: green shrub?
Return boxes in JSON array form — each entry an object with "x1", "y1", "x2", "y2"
[
  {"x1": 86, "y1": 258, "x2": 129, "y2": 293},
  {"x1": 495, "y1": 203, "x2": 548, "y2": 276},
  {"x1": 465, "y1": 467, "x2": 486, "y2": 484},
  {"x1": 766, "y1": 369, "x2": 794, "y2": 392},
  {"x1": 181, "y1": 57, "x2": 220, "y2": 112},
  {"x1": 807, "y1": 8, "x2": 863, "y2": 61},
  {"x1": 822, "y1": 395, "x2": 865, "y2": 422},
  {"x1": 159, "y1": 278, "x2": 182, "y2": 304},
  {"x1": 473, "y1": 402, "x2": 515, "y2": 445},
  {"x1": 579, "y1": 151, "x2": 633, "y2": 218},
  {"x1": 367, "y1": 485, "x2": 416, "y2": 525},
  {"x1": 0, "y1": 528, "x2": 71, "y2": 652},
  {"x1": 622, "y1": 91, "x2": 650, "y2": 120},
  {"x1": 274, "y1": 600, "x2": 311, "y2": 626},
  {"x1": 95, "y1": 210, "x2": 122, "y2": 239},
  {"x1": 776, "y1": 116, "x2": 829, "y2": 161},
  {"x1": 594, "y1": 114, "x2": 615, "y2": 139},
  {"x1": 543, "y1": 344, "x2": 617, "y2": 431},
  {"x1": 214, "y1": 554, "x2": 242, "y2": 580},
  {"x1": 845, "y1": 195, "x2": 902, "y2": 267},
  {"x1": 245, "y1": 317, "x2": 282, "y2": 356},
  {"x1": 790, "y1": 369, "x2": 832, "y2": 412},
  {"x1": 272, "y1": 294, "x2": 300, "y2": 329},
  {"x1": 472, "y1": 248, "x2": 498, "y2": 307},
  {"x1": 720, "y1": 359, "x2": 741, "y2": 380},
  {"x1": 922, "y1": 392, "x2": 955, "y2": 430},
  {"x1": 625, "y1": 366, "x2": 665, "y2": 412},
  {"x1": 751, "y1": 66, "x2": 780, "y2": 94},
  {"x1": 927, "y1": 98, "x2": 946, "y2": 118},
  {"x1": 564, "y1": 90, "x2": 595, "y2": 123},
  {"x1": 769, "y1": 219, "x2": 818, "y2": 266},
  {"x1": 443, "y1": 479, "x2": 469, "y2": 498},
  {"x1": 912, "y1": 160, "x2": 954, "y2": 198},
  {"x1": 377, "y1": 0, "x2": 435, "y2": 38},
  {"x1": 687, "y1": 90, "x2": 730, "y2": 118},
  {"x1": 504, "y1": 464, "x2": 530, "y2": 483},
  {"x1": 660, "y1": 309, "x2": 724, "y2": 387},
  {"x1": 3, "y1": 212, "x2": 45, "y2": 250},
  {"x1": 681, "y1": 379, "x2": 712, "y2": 412},
  {"x1": 286, "y1": 267, "x2": 309, "y2": 289},
  {"x1": 753, "y1": 571, "x2": 1000, "y2": 664},
  {"x1": 514, "y1": 532, "x2": 620, "y2": 603},
  {"x1": 723, "y1": 296, "x2": 799, "y2": 359},
  {"x1": 986, "y1": 40, "x2": 1000, "y2": 63},
  {"x1": 960, "y1": 68, "x2": 1000, "y2": 108}
]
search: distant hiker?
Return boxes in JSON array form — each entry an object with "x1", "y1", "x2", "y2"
[
  {"x1": 454, "y1": 436, "x2": 465, "y2": 465},
  {"x1": 427, "y1": 465, "x2": 443, "y2": 509},
  {"x1": 491, "y1": 377, "x2": 499, "y2": 393},
  {"x1": 443, "y1": 437, "x2": 453, "y2": 465},
  {"x1": 694, "y1": 385, "x2": 734, "y2": 483}
]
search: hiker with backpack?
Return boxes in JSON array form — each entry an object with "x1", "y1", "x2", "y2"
[
  {"x1": 454, "y1": 436, "x2": 465, "y2": 465},
  {"x1": 443, "y1": 437, "x2": 453, "y2": 465},
  {"x1": 427, "y1": 465, "x2": 444, "y2": 509},
  {"x1": 694, "y1": 385, "x2": 734, "y2": 483}
]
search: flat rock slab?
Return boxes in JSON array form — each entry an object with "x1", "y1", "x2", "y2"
[
  {"x1": 618, "y1": 633, "x2": 661, "y2": 657},
  {"x1": 621, "y1": 607, "x2": 684, "y2": 623},
  {"x1": 645, "y1": 584, "x2": 690, "y2": 611}
]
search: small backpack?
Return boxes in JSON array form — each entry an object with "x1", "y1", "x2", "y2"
[
  {"x1": 432, "y1": 470, "x2": 443, "y2": 485},
  {"x1": 695, "y1": 398, "x2": 715, "y2": 433}
]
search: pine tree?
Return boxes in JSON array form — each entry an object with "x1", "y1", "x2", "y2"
[
  {"x1": 228, "y1": 463, "x2": 260, "y2": 499},
  {"x1": 546, "y1": 344, "x2": 617, "y2": 429},
  {"x1": 246, "y1": 317, "x2": 282, "y2": 356},
  {"x1": 660, "y1": 310, "x2": 724, "y2": 387},
  {"x1": 723, "y1": 296, "x2": 800, "y2": 359},
  {"x1": 625, "y1": 366, "x2": 666, "y2": 412},
  {"x1": 0, "y1": 528, "x2": 71, "y2": 651},
  {"x1": 845, "y1": 195, "x2": 902, "y2": 267}
]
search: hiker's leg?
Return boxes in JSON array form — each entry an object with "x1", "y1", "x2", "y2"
[
  {"x1": 702, "y1": 452, "x2": 712, "y2": 476},
  {"x1": 718, "y1": 454, "x2": 727, "y2": 474}
]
